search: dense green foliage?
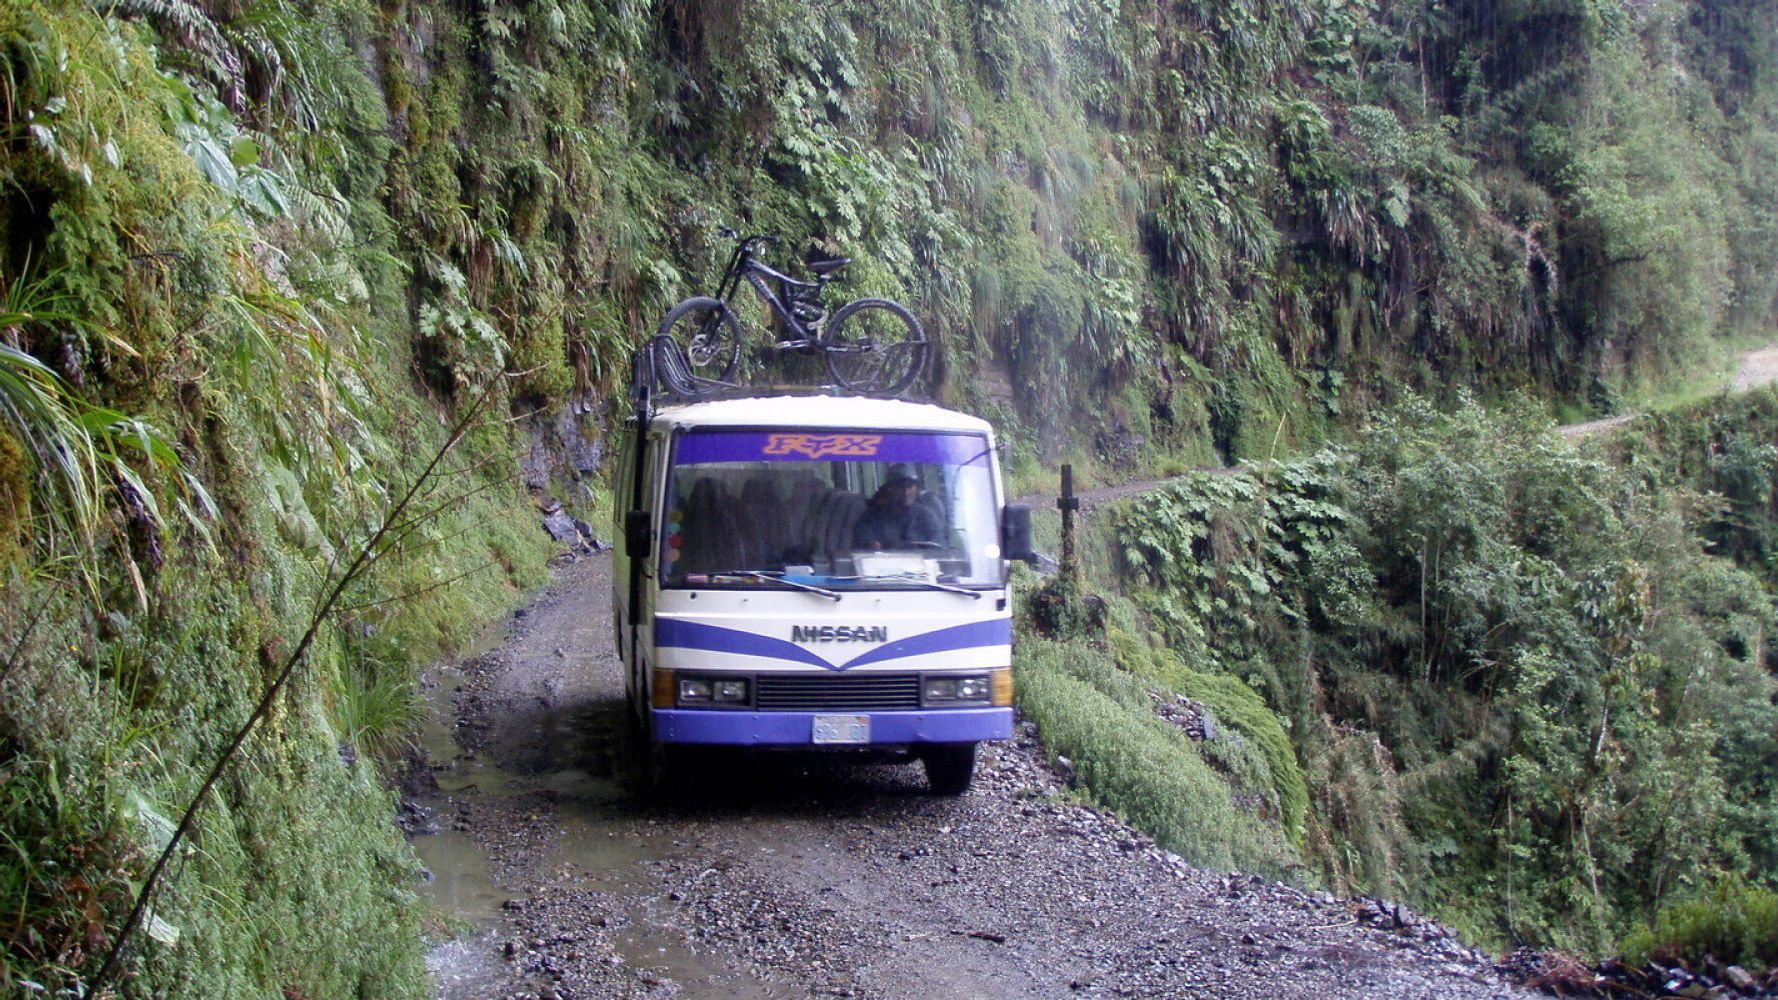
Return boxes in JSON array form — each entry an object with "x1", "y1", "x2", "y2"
[
  {"x1": 0, "y1": 1, "x2": 553, "y2": 994},
  {"x1": 1621, "y1": 880, "x2": 1778, "y2": 969},
  {"x1": 1107, "y1": 399, "x2": 1778, "y2": 952},
  {"x1": 1014, "y1": 635, "x2": 1296, "y2": 875},
  {"x1": 1605, "y1": 389, "x2": 1778, "y2": 587},
  {"x1": 191, "y1": 0, "x2": 1777, "y2": 476},
  {"x1": 1102, "y1": 621, "x2": 1309, "y2": 847}
]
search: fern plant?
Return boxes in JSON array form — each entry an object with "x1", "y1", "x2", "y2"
[{"x1": 0, "y1": 268, "x2": 209, "y2": 596}]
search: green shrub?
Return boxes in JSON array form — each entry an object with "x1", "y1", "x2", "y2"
[
  {"x1": 1106, "y1": 625, "x2": 1308, "y2": 846},
  {"x1": 1015, "y1": 637, "x2": 1296, "y2": 878},
  {"x1": 1108, "y1": 398, "x2": 1778, "y2": 951},
  {"x1": 1621, "y1": 881, "x2": 1778, "y2": 969}
]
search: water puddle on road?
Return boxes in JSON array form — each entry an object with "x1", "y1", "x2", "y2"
[
  {"x1": 415, "y1": 825, "x2": 505, "y2": 925},
  {"x1": 543, "y1": 815, "x2": 792, "y2": 1000},
  {"x1": 411, "y1": 631, "x2": 518, "y2": 925},
  {"x1": 408, "y1": 603, "x2": 794, "y2": 1000}
]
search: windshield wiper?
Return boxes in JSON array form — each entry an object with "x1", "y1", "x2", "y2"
[
  {"x1": 838, "y1": 574, "x2": 983, "y2": 599},
  {"x1": 713, "y1": 570, "x2": 842, "y2": 601}
]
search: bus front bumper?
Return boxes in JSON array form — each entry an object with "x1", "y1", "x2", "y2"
[{"x1": 651, "y1": 707, "x2": 1012, "y2": 746}]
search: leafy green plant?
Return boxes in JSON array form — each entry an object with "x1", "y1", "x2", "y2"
[
  {"x1": 1015, "y1": 636, "x2": 1297, "y2": 878},
  {"x1": 1108, "y1": 396, "x2": 1778, "y2": 949},
  {"x1": 0, "y1": 270, "x2": 210, "y2": 595},
  {"x1": 1621, "y1": 881, "x2": 1778, "y2": 970}
]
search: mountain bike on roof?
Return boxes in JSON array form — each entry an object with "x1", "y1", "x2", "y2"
[{"x1": 657, "y1": 227, "x2": 930, "y2": 395}]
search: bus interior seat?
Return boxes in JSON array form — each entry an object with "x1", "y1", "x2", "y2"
[
  {"x1": 738, "y1": 476, "x2": 782, "y2": 567},
  {"x1": 782, "y1": 476, "x2": 826, "y2": 564},
  {"x1": 824, "y1": 492, "x2": 866, "y2": 574},
  {"x1": 781, "y1": 481, "x2": 865, "y2": 573},
  {"x1": 807, "y1": 490, "x2": 843, "y2": 570},
  {"x1": 915, "y1": 489, "x2": 947, "y2": 540},
  {"x1": 677, "y1": 476, "x2": 725, "y2": 573}
]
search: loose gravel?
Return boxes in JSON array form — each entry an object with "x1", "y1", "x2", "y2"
[{"x1": 409, "y1": 555, "x2": 1533, "y2": 1000}]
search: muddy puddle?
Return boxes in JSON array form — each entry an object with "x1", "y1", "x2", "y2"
[
  {"x1": 408, "y1": 598, "x2": 794, "y2": 1000},
  {"x1": 543, "y1": 817, "x2": 793, "y2": 1000}
]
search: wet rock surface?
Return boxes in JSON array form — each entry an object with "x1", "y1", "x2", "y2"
[
  {"x1": 1148, "y1": 690, "x2": 1217, "y2": 742},
  {"x1": 1501, "y1": 950, "x2": 1778, "y2": 998},
  {"x1": 409, "y1": 555, "x2": 1535, "y2": 999}
]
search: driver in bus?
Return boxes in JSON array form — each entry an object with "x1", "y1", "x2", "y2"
[{"x1": 853, "y1": 467, "x2": 942, "y2": 550}]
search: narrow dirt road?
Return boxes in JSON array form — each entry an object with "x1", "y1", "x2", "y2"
[
  {"x1": 1016, "y1": 341, "x2": 1778, "y2": 510},
  {"x1": 1731, "y1": 342, "x2": 1778, "y2": 393},
  {"x1": 409, "y1": 556, "x2": 1529, "y2": 1000}
]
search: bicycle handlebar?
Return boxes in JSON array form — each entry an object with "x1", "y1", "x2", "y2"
[{"x1": 719, "y1": 226, "x2": 780, "y2": 249}]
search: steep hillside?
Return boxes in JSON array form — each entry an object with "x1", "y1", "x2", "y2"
[
  {"x1": 1, "y1": 0, "x2": 1775, "y2": 994},
  {"x1": 1049, "y1": 396, "x2": 1778, "y2": 954},
  {"x1": 0, "y1": 3, "x2": 558, "y2": 995}
]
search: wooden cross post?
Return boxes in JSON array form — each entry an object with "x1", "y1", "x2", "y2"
[{"x1": 1059, "y1": 464, "x2": 1080, "y2": 584}]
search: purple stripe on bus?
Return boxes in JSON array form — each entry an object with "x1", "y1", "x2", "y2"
[
  {"x1": 655, "y1": 618, "x2": 1011, "y2": 671},
  {"x1": 651, "y1": 707, "x2": 1013, "y2": 745},
  {"x1": 654, "y1": 619, "x2": 832, "y2": 669},
  {"x1": 674, "y1": 431, "x2": 991, "y2": 467},
  {"x1": 840, "y1": 618, "x2": 1012, "y2": 670}
]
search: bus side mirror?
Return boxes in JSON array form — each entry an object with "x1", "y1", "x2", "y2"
[
  {"x1": 1002, "y1": 504, "x2": 1036, "y2": 564},
  {"x1": 624, "y1": 510, "x2": 653, "y2": 557}
]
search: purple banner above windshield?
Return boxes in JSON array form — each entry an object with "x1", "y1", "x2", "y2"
[{"x1": 675, "y1": 431, "x2": 990, "y2": 467}]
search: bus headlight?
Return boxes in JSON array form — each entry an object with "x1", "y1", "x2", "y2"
[
  {"x1": 924, "y1": 674, "x2": 991, "y2": 704},
  {"x1": 676, "y1": 676, "x2": 747, "y2": 706}
]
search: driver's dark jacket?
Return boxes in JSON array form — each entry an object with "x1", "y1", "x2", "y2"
[{"x1": 851, "y1": 502, "x2": 942, "y2": 549}]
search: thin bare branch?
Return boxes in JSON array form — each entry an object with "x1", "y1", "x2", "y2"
[{"x1": 334, "y1": 560, "x2": 499, "y2": 614}]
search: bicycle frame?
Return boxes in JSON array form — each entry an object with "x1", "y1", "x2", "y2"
[
  {"x1": 710, "y1": 237, "x2": 828, "y2": 348},
  {"x1": 665, "y1": 231, "x2": 927, "y2": 395}
]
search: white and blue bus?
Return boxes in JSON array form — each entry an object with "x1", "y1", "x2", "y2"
[{"x1": 613, "y1": 393, "x2": 1034, "y2": 794}]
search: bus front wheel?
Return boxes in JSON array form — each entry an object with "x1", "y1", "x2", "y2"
[{"x1": 922, "y1": 743, "x2": 977, "y2": 796}]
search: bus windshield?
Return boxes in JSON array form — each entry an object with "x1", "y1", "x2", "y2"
[{"x1": 660, "y1": 429, "x2": 1002, "y2": 590}]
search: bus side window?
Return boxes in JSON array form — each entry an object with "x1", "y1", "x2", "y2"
[
  {"x1": 614, "y1": 422, "x2": 638, "y2": 529},
  {"x1": 638, "y1": 436, "x2": 663, "y2": 576}
]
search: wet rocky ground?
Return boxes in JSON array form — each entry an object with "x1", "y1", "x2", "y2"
[{"x1": 406, "y1": 554, "x2": 1539, "y2": 1000}]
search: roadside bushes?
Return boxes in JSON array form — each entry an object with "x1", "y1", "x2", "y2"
[
  {"x1": 1108, "y1": 397, "x2": 1778, "y2": 952},
  {"x1": 1015, "y1": 636, "x2": 1296, "y2": 878},
  {"x1": 1105, "y1": 623, "x2": 1307, "y2": 847},
  {"x1": 1621, "y1": 881, "x2": 1778, "y2": 970}
]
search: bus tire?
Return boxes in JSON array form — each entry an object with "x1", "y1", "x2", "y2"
[
  {"x1": 922, "y1": 743, "x2": 977, "y2": 796},
  {"x1": 644, "y1": 743, "x2": 692, "y2": 801}
]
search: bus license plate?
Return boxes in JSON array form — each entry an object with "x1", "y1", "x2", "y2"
[{"x1": 812, "y1": 715, "x2": 870, "y2": 744}]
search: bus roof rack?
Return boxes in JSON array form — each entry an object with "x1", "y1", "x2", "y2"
[{"x1": 627, "y1": 338, "x2": 931, "y2": 421}]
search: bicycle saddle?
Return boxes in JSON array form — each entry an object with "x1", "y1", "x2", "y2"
[{"x1": 807, "y1": 255, "x2": 851, "y2": 275}]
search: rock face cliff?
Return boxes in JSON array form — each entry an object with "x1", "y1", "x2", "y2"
[{"x1": 1, "y1": 0, "x2": 1775, "y2": 993}]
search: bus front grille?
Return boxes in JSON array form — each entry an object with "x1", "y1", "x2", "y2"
[{"x1": 753, "y1": 673, "x2": 922, "y2": 711}]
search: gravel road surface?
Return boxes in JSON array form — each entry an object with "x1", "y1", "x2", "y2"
[
  {"x1": 1732, "y1": 343, "x2": 1778, "y2": 393},
  {"x1": 409, "y1": 556, "x2": 1531, "y2": 1000}
]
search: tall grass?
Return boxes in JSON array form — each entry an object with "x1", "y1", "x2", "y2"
[
  {"x1": 329, "y1": 652, "x2": 423, "y2": 764},
  {"x1": 0, "y1": 270, "x2": 208, "y2": 593},
  {"x1": 1015, "y1": 636, "x2": 1297, "y2": 878},
  {"x1": 1621, "y1": 881, "x2": 1778, "y2": 969}
]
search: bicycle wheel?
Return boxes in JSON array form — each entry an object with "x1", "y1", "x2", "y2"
[
  {"x1": 657, "y1": 296, "x2": 741, "y2": 383},
  {"x1": 822, "y1": 297, "x2": 928, "y2": 394}
]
